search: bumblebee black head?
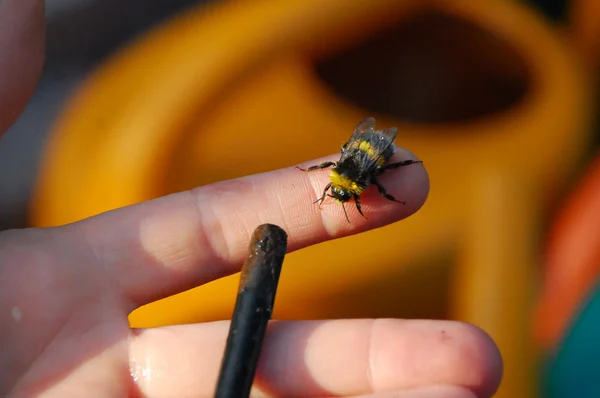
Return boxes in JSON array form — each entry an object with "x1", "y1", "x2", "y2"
[{"x1": 330, "y1": 186, "x2": 352, "y2": 203}]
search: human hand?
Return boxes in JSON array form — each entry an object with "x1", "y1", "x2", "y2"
[{"x1": 0, "y1": 1, "x2": 502, "y2": 397}]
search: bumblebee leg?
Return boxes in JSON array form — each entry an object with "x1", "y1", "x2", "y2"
[
  {"x1": 341, "y1": 201, "x2": 350, "y2": 223},
  {"x1": 354, "y1": 194, "x2": 367, "y2": 219},
  {"x1": 374, "y1": 179, "x2": 406, "y2": 204},
  {"x1": 313, "y1": 183, "x2": 332, "y2": 207},
  {"x1": 296, "y1": 162, "x2": 336, "y2": 172},
  {"x1": 378, "y1": 159, "x2": 422, "y2": 173}
]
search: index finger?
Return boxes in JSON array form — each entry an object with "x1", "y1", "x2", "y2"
[{"x1": 75, "y1": 147, "x2": 429, "y2": 306}]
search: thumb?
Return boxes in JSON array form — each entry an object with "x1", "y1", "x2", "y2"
[{"x1": 0, "y1": 0, "x2": 45, "y2": 136}]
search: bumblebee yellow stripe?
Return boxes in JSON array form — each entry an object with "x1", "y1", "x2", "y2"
[
  {"x1": 329, "y1": 170, "x2": 364, "y2": 195},
  {"x1": 348, "y1": 140, "x2": 386, "y2": 167}
]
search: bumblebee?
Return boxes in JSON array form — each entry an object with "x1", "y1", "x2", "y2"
[{"x1": 297, "y1": 117, "x2": 422, "y2": 223}]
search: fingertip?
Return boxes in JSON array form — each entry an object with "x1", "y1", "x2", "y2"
[
  {"x1": 379, "y1": 146, "x2": 430, "y2": 215},
  {"x1": 460, "y1": 322, "x2": 504, "y2": 398},
  {"x1": 369, "y1": 319, "x2": 503, "y2": 398},
  {"x1": 435, "y1": 320, "x2": 504, "y2": 398}
]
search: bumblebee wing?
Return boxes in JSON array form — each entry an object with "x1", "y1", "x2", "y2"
[
  {"x1": 359, "y1": 127, "x2": 398, "y2": 171},
  {"x1": 347, "y1": 117, "x2": 376, "y2": 142},
  {"x1": 371, "y1": 127, "x2": 398, "y2": 154},
  {"x1": 341, "y1": 118, "x2": 398, "y2": 172},
  {"x1": 339, "y1": 117, "x2": 377, "y2": 162}
]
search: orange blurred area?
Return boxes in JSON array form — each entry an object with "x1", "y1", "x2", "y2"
[{"x1": 28, "y1": 0, "x2": 599, "y2": 397}]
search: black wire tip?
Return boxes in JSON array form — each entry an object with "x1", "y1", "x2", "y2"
[{"x1": 214, "y1": 224, "x2": 288, "y2": 398}]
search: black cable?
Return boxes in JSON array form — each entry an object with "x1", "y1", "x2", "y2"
[{"x1": 214, "y1": 223, "x2": 288, "y2": 398}]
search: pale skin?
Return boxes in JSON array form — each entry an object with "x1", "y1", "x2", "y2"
[{"x1": 0, "y1": 1, "x2": 503, "y2": 397}]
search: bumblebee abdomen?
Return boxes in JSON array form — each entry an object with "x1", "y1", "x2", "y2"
[{"x1": 349, "y1": 135, "x2": 396, "y2": 167}]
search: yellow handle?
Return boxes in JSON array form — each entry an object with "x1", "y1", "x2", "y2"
[{"x1": 453, "y1": 169, "x2": 541, "y2": 398}]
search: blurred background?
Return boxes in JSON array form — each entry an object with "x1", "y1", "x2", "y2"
[{"x1": 1, "y1": 0, "x2": 599, "y2": 397}]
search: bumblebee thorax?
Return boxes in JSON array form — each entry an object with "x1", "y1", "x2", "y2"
[{"x1": 329, "y1": 169, "x2": 365, "y2": 196}]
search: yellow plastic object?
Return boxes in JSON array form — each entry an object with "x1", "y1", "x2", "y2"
[
  {"x1": 570, "y1": 0, "x2": 600, "y2": 69},
  {"x1": 31, "y1": 1, "x2": 594, "y2": 397}
]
